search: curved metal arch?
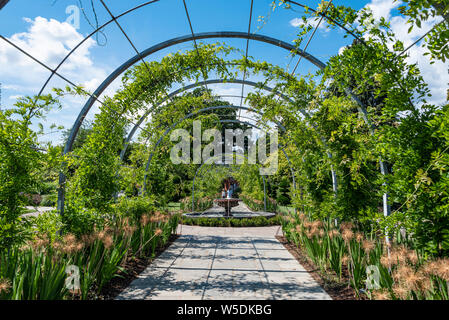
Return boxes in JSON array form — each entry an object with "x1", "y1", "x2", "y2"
[
  {"x1": 120, "y1": 78, "x2": 300, "y2": 161},
  {"x1": 59, "y1": 31, "x2": 367, "y2": 214},
  {"x1": 219, "y1": 119, "x2": 298, "y2": 194},
  {"x1": 122, "y1": 78, "x2": 337, "y2": 198},
  {"x1": 64, "y1": 31, "x2": 326, "y2": 156},
  {"x1": 36, "y1": 0, "x2": 162, "y2": 99},
  {"x1": 0, "y1": 0, "x2": 9, "y2": 10},
  {"x1": 142, "y1": 104, "x2": 287, "y2": 190},
  {"x1": 57, "y1": 28, "x2": 387, "y2": 217},
  {"x1": 191, "y1": 118, "x2": 299, "y2": 214},
  {"x1": 35, "y1": 0, "x2": 367, "y2": 105},
  {"x1": 191, "y1": 152, "x2": 267, "y2": 213},
  {"x1": 214, "y1": 119, "x2": 297, "y2": 194},
  {"x1": 41, "y1": 2, "x2": 384, "y2": 218},
  {"x1": 143, "y1": 115, "x2": 298, "y2": 212}
]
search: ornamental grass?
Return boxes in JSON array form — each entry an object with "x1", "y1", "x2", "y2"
[
  {"x1": 282, "y1": 213, "x2": 449, "y2": 300},
  {"x1": 0, "y1": 210, "x2": 179, "y2": 300}
]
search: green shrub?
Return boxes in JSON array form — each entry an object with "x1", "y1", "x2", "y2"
[
  {"x1": 30, "y1": 211, "x2": 63, "y2": 242},
  {"x1": 61, "y1": 204, "x2": 105, "y2": 237},
  {"x1": 0, "y1": 210, "x2": 180, "y2": 300},
  {"x1": 114, "y1": 196, "x2": 157, "y2": 223},
  {"x1": 38, "y1": 181, "x2": 58, "y2": 195},
  {"x1": 180, "y1": 196, "x2": 213, "y2": 212}
]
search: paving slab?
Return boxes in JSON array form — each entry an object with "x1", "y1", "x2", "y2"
[{"x1": 116, "y1": 226, "x2": 331, "y2": 300}]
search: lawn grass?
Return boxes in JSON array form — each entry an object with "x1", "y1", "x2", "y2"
[{"x1": 277, "y1": 205, "x2": 295, "y2": 215}]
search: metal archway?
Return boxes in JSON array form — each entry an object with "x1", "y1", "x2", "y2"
[
  {"x1": 119, "y1": 78, "x2": 299, "y2": 161},
  {"x1": 121, "y1": 78, "x2": 338, "y2": 197},
  {"x1": 56, "y1": 31, "x2": 389, "y2": 217},
  {"x1": 63, "y1": 31, "x2": 326, "y2": 156},
  {"x1": 23, "y1": 0, "x2": 369, "y2": 105},
  {"x1": 143, "y1": 115, "x2": 298, "y2": 212},
  {"x1": 142, "y1": 105, "x2": 290, "y2": 190},
  {"x1": 57, "y1": 31, "x2": 330, "y2": 213},
  {"x1": 190, "y1": 119, "x2": 300, "y2": 214},
  {"x1": 219, "y1": 119, "x2": 298, "y2": 204}
]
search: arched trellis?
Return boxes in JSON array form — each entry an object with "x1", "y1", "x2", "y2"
[
  {"x1": 119, "y1": 78, "x2": 297, "y2": 161},
  {"x1": 63, "y1": 31, "x2": 326, "y2": 156},
  {"x1": 52, "y1": 28, "x2": 389, "y2": 217},
  {"x1": 186, "y1": 118, "x2": 300, "y2": 213},
  {"x1": 141, "y1": 105, "x2": 298, "y2": 194},
  {"x1": 191, "y1": 152, "x2": 268, "y2": 213},
  {"x1": 22, "y1": 0, "x2": 375, "y2": 106},
  {"x1": 120, "y1": 78, "x2": 338, "y2": 198},
  {"x1": 56, "y1": 31, "x2": 333, "y2": 213},
  {"x1": 0, "y1": 0, "x2": 405, "y2": 219}
]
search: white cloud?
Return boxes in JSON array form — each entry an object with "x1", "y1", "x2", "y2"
[
  {"x1": 289, "y1": 17, "x2": 330, "y2": 32},
  {"x1": 0, "y1": 16, "x2": 116, "y2": 144},
  {"x1": 8, "y1": 95, "x2": 23, "y2": 100},
  {"x1": 365, "y1": 0, "x2": 400, "y2": 21},
  {"x1": 363, "y1": 1, "x2": 448, "y2": 105},
  {"x1": 0, "y1": 16, "x2": 108, "y2": 96},
  {"x1": 338, "y1": 46, "x2": 347, "y2": 55}
]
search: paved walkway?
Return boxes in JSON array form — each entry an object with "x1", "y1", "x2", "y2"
[
  {"x1": 22, "y1": 206, "x2": 54, "y2": 218},
  {"x1": 117, "y1": 225, "x2": 331, "y2": 300}
]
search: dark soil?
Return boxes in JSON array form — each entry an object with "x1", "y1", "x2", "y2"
[
  {"x1": 97, "y1": 234, "x2": 179, "y2": 300},
  {"x1": 276, "y1": 235, "x2": 367, "y2": 300}
]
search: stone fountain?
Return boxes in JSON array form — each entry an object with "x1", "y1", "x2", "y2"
[{"x1": 214, "y1": 198, "x2": 240, "y2": 217}]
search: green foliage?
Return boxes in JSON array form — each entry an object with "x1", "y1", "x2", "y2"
[
  {"x1": 1, "y1": 1, "x2": 449, "y2": 301},
  {"x1": 248, "y1": 2, "x2": 449, "y2": 256},
  {"x1": 397, "y1": 0, "x2": 449, "y2": 62},
  {"x1": 114, "y1": 195, "x2": 158, "y2": 223},
  {"x1": 240, "y1": 193, "x2": 277, "y2": 213},
  {"x1": 276, "y1": 177, "x2": 291, "y2": 205},
  {"x1": 61, "y1": 204, "x2": 105, "y2": 237},
  {"x1": 282, "y1": 213, "x2": 449, "y2": 300},
  {"x1": 29, "y1": 211, "x2": 63, "y2": 242},
  {"x1": 180, "y1": 196, "x2": 214, "y2": 212},
  {"x1": 64, "y1": 97, "x2": 126, "y2": 213},
  {"x1": 0, "y1": 202, "x2": 179, "y2": 300},
  {"x1": 0, "y1": 95, "x2": 60, "y2": 250},
  {"x1": 40, "y1": 193, "x2": 57, "y2": 207}
]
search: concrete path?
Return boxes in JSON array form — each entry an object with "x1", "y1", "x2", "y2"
[
  {"x1": 22, "y1": 206, "x2": 55, "y2": 218},
  {"x1": 117, "y1": 225, "x2": 331, "y2": 300}
]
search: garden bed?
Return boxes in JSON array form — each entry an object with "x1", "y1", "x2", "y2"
[
  {"x1": 276, "y1": 235, "x2": 367, "y2": 300},
  {"x1": 95, "y1": 234, "x2": 179, "y2": 300}
]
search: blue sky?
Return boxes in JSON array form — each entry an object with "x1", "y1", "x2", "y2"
[{"x1": 0, "y1": 0, "x2": 447, "y2": 144}]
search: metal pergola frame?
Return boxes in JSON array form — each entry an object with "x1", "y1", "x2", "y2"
[
  {"x1": 141, "y1": 105, "x2": 288, "y2": 189},
  {"x1": 191, "y1": 128, "x2": 298, "y2": 215},
  {"x1": 119, "y1": 78, "x2": 296, "y2": 161},
  {"x1": 141, "y1": 111, "x2": 298, "y2": 211},
  {"x1": 121, "y1": 77, "x2": 338, "y2": 194},
  {"x1": 62, "y1": 30, "x2": 326, "y2": 157},
  {"x1": 0, "y1": 0, "x2": 8, "y2": 10},
  {"x1": 190, "y1": 118, "x2": 300, "y2": 214},
  {"x1": 2, "y1": 0, "x2": 434, "y2": 220}
]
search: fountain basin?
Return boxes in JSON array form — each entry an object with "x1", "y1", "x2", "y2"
[{"x1": 214, "y1": 198, "x2": 240, "y2": 216}]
